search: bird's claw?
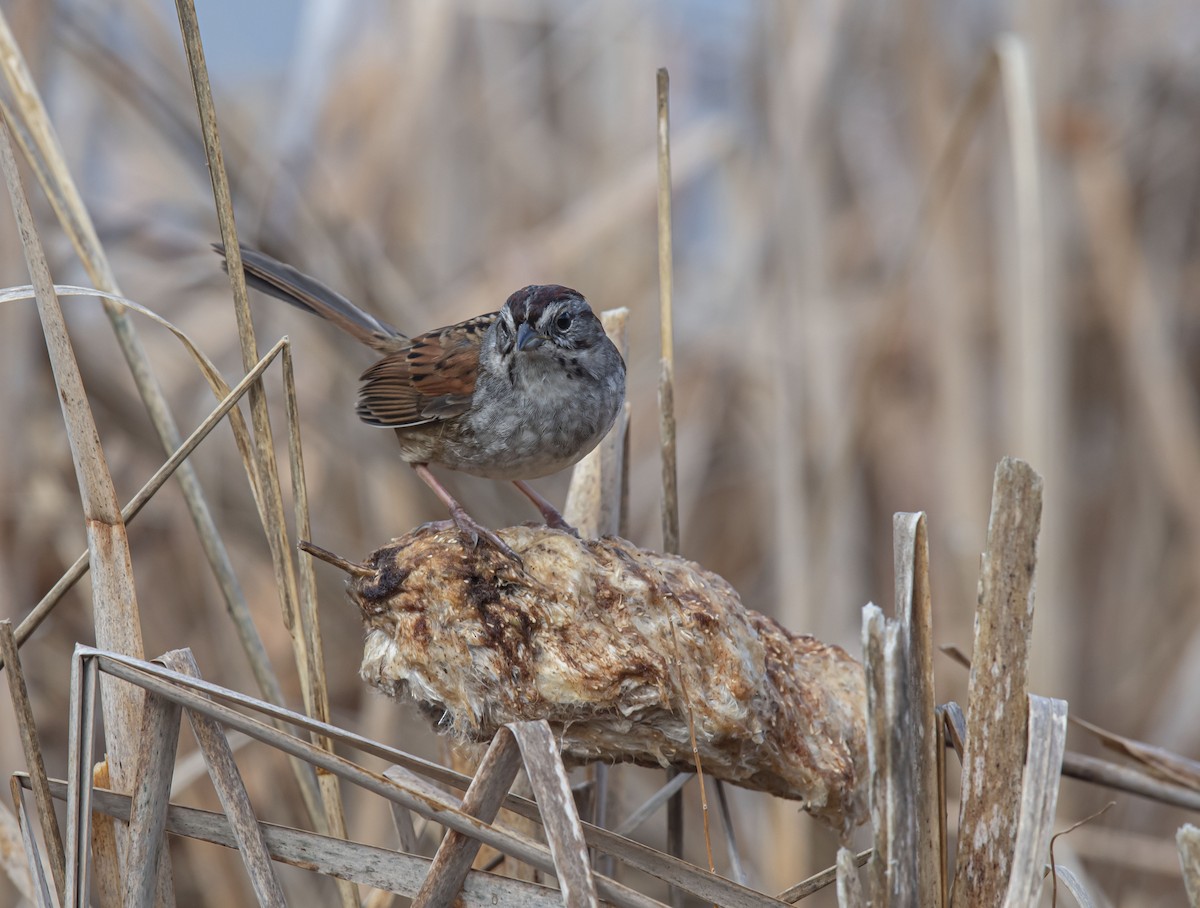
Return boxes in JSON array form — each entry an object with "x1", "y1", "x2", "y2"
[
  {"x1": 449, "y1": 507, "x2": 524, "y2": 567},
  {"x1": 541, "y1": 511, "x2": 580, "y2": 537}
]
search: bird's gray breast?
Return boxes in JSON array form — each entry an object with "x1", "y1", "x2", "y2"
[{"x1": 450, "y1": 347, "x2": 623, "y2": 479}]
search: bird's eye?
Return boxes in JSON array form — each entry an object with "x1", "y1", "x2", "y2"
[
  {"x1": 494, "y1": 318, "x2": 514, "y2": 352},
  {"x1": 555, "y1": 312, "x2": 573, "y2": 331}
]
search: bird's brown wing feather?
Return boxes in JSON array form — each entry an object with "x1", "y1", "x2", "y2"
[{"x1": 356, "y1": 313, "x2": 498, "y2": 428}]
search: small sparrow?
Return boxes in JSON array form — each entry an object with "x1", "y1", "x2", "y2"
[{"x1": 215, "y1": 245, "x2": 626, "y2": 559}]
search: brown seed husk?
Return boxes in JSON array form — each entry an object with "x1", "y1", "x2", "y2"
[{"x1": 352, "y1": 523, "x2": 867, "y2": 833}]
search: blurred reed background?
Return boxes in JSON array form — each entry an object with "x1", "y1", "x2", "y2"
[{"x1": 0, "y1": 0, "x2": 1198, "y2": 905}]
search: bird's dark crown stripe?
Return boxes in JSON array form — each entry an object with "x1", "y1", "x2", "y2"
[{"x1": 505, "y1": 284, "x2": 583, "y2": 324}]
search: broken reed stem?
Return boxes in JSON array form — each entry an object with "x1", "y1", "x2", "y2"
[
  {"x1": 777, "y1": 848, "x2": 873, "y2": 903},
  {"x1": 0, "y1": 621, "x2": 67, "y2": 903},
  {"x1": 656, "y1": 65, "x2": 714, "y2": 879},
  {"x1": 298, "y1": 540, "x2": 374, "y2": 577}
]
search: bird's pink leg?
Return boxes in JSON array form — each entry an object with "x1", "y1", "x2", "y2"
[
  {"x1": 512, "y1": 480, "x2": 577, "y2": 534},
  {"x1": 411, "y1": 463, "x2": 522, "y2": 563}
]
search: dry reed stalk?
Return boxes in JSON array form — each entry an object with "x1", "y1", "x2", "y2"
[
  {"x1": 1001, "y1": 695, "x2": 1069, "y2": 905},
  {"x1": 655, "y1": 67, "x2": 679, "y2": 557},
  {"x1": 2, "y1": 331, "x2": 285, "y2": 659},
  {"x1": 172, "y1": 1, "x2": 349, "y2": 877},
  {"x1": 28, "y1": 774, "x2": 608, "y2": 908},
  {"x1": 1070, "y1": 716, "x2": 1200, "y2": 789},
  {"x1": 892, "y1": 513, "x2": 942, "y2": 905},
  {"x1": 994, "y1": 34, "x2": 1071, "y2": 703},
  {"x1": 0, "y1": 120, "x2": 147, "y2": 899},
  {"x1": 123, "y1": 669, "x2": 181, "y2": 907},
  {"x1": 0, "y1": 620, "x2": 65, "y2": 902},
  {"x1": 413, "y1": 723, "x2": 597, "y2": 907},
  {"x1": 282, "y1": 344, "x2": 350, "y2": 851},
  {"x1": 71, "y1": 648, "x2": 772, "y2": 908},
  {"x1": 0, "y1": 0, "x2": 326, "y2": 828},
  {"x1": 861, "y1": 513, "x2": 943, "y2": 906},
  {"x1": 0, "y1": 5, "x2": 277, "y2": 737},
  {"x1": 952, "y1": 458, "x2": 1044, "y2": 905},
  {"x1": 656, "y1": 66, "x2": 714, "y2": 890},
  {"x1": 161, "y1": 650, "x2": 286, "y2": 906}
]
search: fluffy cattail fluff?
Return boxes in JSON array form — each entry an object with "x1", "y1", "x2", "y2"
[{"x1": 346, "y1": 522, "x2": 868, "y2": 834}]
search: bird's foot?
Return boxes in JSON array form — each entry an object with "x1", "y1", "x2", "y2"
[{"x1": 448, "y1": 505, "x2": 524, "y2": 567}]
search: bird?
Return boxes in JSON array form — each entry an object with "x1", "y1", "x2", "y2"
[{"x1": 215, "y1": 244, "x2": 626, "y2": 561}]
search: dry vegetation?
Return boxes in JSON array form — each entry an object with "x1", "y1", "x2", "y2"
[{"x1": 1, "y1": 1, "x2": 1199, "y2": 905}]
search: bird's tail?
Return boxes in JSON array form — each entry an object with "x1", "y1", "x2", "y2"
[{"x1": 213, "y1": 243, "x2": 404, "y2": 351}]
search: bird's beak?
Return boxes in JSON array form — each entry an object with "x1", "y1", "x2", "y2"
[{"x1": 516, "y1": 323, "x2": 546, "y2": 351}]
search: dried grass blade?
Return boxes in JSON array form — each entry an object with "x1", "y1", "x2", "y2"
[
  {"x1": 169, "y1": 0, "x2": 324, "y2": 838},
  {"x1": 85, "y1": 648, "x2": 784, "y2": 908},
  {"x1": 65, "y1": 648, "x2": 100, "y2": 906},
  {"x1": 8, "y1": 779, "x2": 52, "y2": 907},
  {"x1": 382, "y1": 767, "x2": 421, "y2": 854},
  {"x1": 5, "y1": 334, "x2": 286, "y2": 659},
  {"x1": 776, "y1": 849, "x2": 871, "y2": 903},
  {"x1": 862, "y1": 604, "x2": 917, "y2": 904},
  {"x1": 0, "y1": 621, "x2": 66, "y2": 902},
  {"x1": 282, "y1": 345, "x2": 350, "y2": 849},
  {"x1": 1001, "y1": 695, "x2": 1068, "y2": 907},
  {"x1": 282, "y1": 342, "x2": 355, "y2": 908},
  {"x1": 1060, "y1": 751, "x2": 1200, "y2": 813},
  {"x1": 0, "y1": 11, "x2": 280, "y2": 804},
  {"x1": 714, "y1": 777, "x2": 748, "y2": 885},
  {"x1": 655, "y1": 67, "x2": 679, "y2": 555},
  {"x1": 952, "y1": 458, "x2": 1043, "y2": 906},
  {"x1": 995, "y1": 34, "x2": 1049, "y2": 456},
  {"x1": 941, "y1": 702, "x2": 967, "y2": 760},
  {"x1": 613, "y1": 773, "x2": 693, "y2": 837},
  {"x1": 655, "y1": 71, "x2": 708, "y2": 892},
  {"x1": 25, "y1": 776, "x2": 570, "y2": 908},
  {"x1": 1042, "y1": 865, "x2": 1099, "y2": 908},
  {"x1": 1070, "y1": 716, "x2": 1200, "y2": 791},
  {"x1": 161, "y1": 650, "x2": 286, "y2": 907}
]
